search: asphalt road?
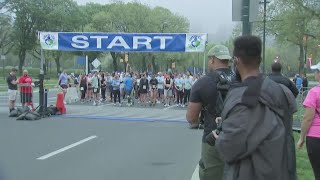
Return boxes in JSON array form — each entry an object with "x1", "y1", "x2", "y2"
[{"x1": 0, "y1": 105, "x2": 202, "y2": 180}]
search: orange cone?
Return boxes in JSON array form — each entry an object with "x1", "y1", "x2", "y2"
[{"x1": 56, "y1": 92, "x2": 66, "y2": 114}]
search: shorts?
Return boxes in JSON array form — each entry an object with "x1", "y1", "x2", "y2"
[
  {"x1": 60, "y1": 84, "x2": 68, "y2": 89},
  {"x1": 21, "y1": 93, "x2": 32, "y2": 104},
  {"x1": 93, "y1": 88, "x2": 100, "y2": 94},
  {"x1": 158, "y1": 89, "x2": 164, "y2": 95},
  {"x1": 8, "y1": 89, "x2": 17, "y2": 101},
  {"x1": 164, "y1": 89, "x2": 172, "y2": 97},
  {"x1": 126, "y1": 89, "x2": 132, "y2": 96}
]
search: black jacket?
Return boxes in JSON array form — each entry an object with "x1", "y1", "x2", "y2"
[
  {"x1": 216, "y1": 76, "x2": 297, "y2": 180},
  {"x1": 268, "y1": 72, "x2": 299, "y2": 97}
]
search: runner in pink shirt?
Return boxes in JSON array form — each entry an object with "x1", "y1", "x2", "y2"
[{"x1": 298, "y1": 67, "x2": 320, "y2": 180}]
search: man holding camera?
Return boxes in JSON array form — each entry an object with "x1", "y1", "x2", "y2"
[
  {"x1": 186, "y1": 45, "x2": 234, "y2": 180},
  {"x1": 213, "y1": 36, "x2": 297, "y2": 180}
]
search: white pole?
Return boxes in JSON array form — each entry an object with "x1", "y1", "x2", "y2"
[{"x1": 85, "y1": 55, "x2": 88, "y2": 75}]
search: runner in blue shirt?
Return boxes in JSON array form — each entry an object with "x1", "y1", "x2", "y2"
[{"x1": 124, "y1": 74, "x2": 134, "y2": 103}]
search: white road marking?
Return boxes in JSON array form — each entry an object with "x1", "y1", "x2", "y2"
[
  {"x1": 191, "y1": 164, "x2": 200, "y2": 180},
  {"x1": 37, "y1": 135, "x2": 97, "y2": 160},
  {"x1": 163, "y1": 104, "x2": 178, "y2": 110}
]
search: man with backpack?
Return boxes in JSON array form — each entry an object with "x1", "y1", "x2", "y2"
[
  {"x1": 268, "y1": 62, "x2": 299, "y2": 97},
  {"x1": 186, "y1": 45, "x2": 234, "y2": 180},
  {"x1": 213, "y1": 35, "x2": 297, "y2": 180}
]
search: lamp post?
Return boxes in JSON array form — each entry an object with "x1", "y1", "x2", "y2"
[
  {"x1": 242, "y1": 0, "x2": 252, "y2": 35},
  {"x1": 203, "y1": 41, "x2": 208, "y2": 75},
  {"x1": 259, "y1": 0, "x2": 271, "y2": 74}
]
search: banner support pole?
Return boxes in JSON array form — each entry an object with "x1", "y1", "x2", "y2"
[
  {"x1": 203, "y1": 40, "x2": 207, "y2": 75},
  {"x1": 39, "y1": 47, "x2": 45, "y2": 116},
  {"x1": 85, "y1": 55, "x2": 88, "y2": 75}
]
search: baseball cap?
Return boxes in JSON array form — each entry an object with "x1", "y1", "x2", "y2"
[
  {"x1": 207, "y1": 45, "x2": 232, "y2": 60},
  {"x1": 311, "y1": 63, "x2": 320, "y2": 71}
]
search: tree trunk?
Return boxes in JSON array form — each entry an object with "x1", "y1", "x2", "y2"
[
  {"x1": 151, "y1": 55, "x2": 157, "y2": 73},
  {"x1": 18, "y1": 49, "x2": 26, "y2": 76},
  {"x1": 110, "y1": 52, "x2": 118, "y2": 72},
  {"x1": 54, "y1": 53, "x2": 61, "y2": 76},
  {"x1": 124, "y1": 62, "x2": 127, "y2": 73},
  {"x1": 299, "y1": 43, "x2": 304, "y2": 75},
  {"x1": 142, "y1": 55, "x2": 147, "y2": 72}
]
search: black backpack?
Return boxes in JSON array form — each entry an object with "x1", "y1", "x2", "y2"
[{"x1": 214, "y1": 71, "x2": 233, "y2": 117}]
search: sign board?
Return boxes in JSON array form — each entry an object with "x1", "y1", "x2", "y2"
[
  {"x1": 91, "y1": 58, "x2": 101, "y2": 68},
  {"x1": 39, "y1": 32, "x2": 207, "y2": 53},
  {"x1": 76, "y1": 56, "x2": 86, "y2": 65},
  {"x1": 232, "y1": 0, "x2": 260, "y2": 22},
  {"x1": 125, "y1": 53, "x2": 128, "y2": 62}
]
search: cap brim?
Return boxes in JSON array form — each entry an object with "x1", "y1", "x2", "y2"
[
  {"x1": 311, "y1": 63, "x2": 320, "y2": 70},
  {"x1": 216, "y1": 55, "x2": 232, "y2": 60}
]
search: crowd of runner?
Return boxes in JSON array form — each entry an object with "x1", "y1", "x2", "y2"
[{"x1": 63, "y1": 71, "x2": 201, "y2": 107}]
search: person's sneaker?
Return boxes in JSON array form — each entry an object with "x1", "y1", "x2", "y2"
[
  {"x1": 113, "y1": 103, "x2": 116, "y2": 106},
  {"x1": 157, "y1": 100, "x2": 160, "y2": 104},
  {"x1": 189, "y1": 124, "x2": 199, "y2": 129},
  {"x1": 182, "y1": 104, "x2": 185, "y2": 108},
  {"x1": 93, "y1": 102, "x2": 96, "y2": 106},
  {"x1": 199, "y1": 124, "x2": 204, "y2": 129}
]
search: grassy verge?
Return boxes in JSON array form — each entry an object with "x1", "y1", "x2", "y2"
[{"x1": 295, "y1": 132, "x2": 314, "y2": 180}]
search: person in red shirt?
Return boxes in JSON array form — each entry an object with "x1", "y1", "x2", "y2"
[{"x1": 19, "y1": 70, "x2": 34, "y2": 111}]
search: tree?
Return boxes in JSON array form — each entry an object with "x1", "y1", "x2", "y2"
[
  {"x1": 85, "y1": 2, "x2": 189, "y2": 72},
  {"x1": 37, "y1": 0, "x2": 81, "y2": 75},
  {"x1": 263, "y1": 0, "x2": 318, "y2": 73},
  {"x1": 4, "y1": 0, "x2": 43, "y2": 74},
  {"x1": 0, "y1": 14, "x2": 14, "y2": 55}
]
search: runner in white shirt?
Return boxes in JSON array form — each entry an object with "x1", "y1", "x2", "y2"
[
  {"x1": 174, "y1": 74, "x2": 184, "y2": 106},
  {"x1": 183, "y1": 72, "x2": 193, "y2": 107},
  {"x1": 157, "y1": 72, "x2": 164, "y2": 104}
]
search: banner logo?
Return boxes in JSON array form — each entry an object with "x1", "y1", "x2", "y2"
[
  {"x1": 44, "y1": 34, "x2": 55, "y2": 47},
  {"x1": 189, "y1": 35, "x2": 202, "y2": 49},
  {"x1": 185, "y1": 34, "x2": 206, "y2": 52},
  {"x1": 40, "y1": 32, "x2": 58, "y2": 50}
]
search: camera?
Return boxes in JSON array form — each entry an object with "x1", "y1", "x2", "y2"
[{"x1": 205, "y1": 118, "x2": 222, "y2": 146}]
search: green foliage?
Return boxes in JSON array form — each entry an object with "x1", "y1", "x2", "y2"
[
  {"x1": 3, "y1": 0, "x2": 191, "y2": 73},
  {"x1": 253, "y1": 0, "x2": 320, "y2": 74},
  {"x1": 0, "y1": 14, "x2": 14, "y2": 55},
  {"x1": 294, "y1": 132, "x2": 314, "y2": 180}
]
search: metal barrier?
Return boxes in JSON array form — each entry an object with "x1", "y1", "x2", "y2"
[
  {"x1": 65, "y1": 86, "x2": 79, "y2": 104},
  {"x1": 19, "y1": 83, "x2": 35, "y2": 110},
  {"x1": 293, "y1": 87, "x2": 312, "y2": 132}
]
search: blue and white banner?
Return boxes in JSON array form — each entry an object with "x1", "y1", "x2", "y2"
[{"x1": 39, "y1": 32, "x2": 207, "y2": 52}]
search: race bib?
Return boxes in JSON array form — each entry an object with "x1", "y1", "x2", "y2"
[
  {"x1": 152, "y1": 85, "x2": 156, "y2": 89},
  {"x1": 80, "y1": 87, "x2": 84, "y2": 91},
  {"x1": 143, "y1": 85, "x2": 147, "y2": 89},
  {"x1": 94, "y1": 88, "x2": 97, "y2": 93}
]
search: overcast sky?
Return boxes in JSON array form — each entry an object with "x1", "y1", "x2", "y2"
[{"x1": 75, "y1": 0, "x2": 237, "y2": 42}]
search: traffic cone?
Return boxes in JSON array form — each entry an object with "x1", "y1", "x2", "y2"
[{"x1": 56, "y1": 92, "x2": 66, "y2": 114}]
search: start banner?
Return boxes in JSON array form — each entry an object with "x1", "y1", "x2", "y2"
[{"x1": 39, "y1": 32, "x2": 207, "y2": 52}]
